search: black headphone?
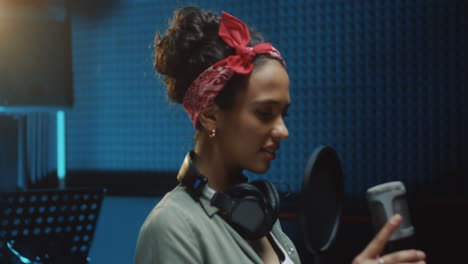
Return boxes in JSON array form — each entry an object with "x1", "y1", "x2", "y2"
[{"x1": 181, "y1": 151, "x2": 280, "y2": 240}]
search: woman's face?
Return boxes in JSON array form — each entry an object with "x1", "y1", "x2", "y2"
[{"x1": 216, "y1": 59, "x2": 290, "y2": 174}]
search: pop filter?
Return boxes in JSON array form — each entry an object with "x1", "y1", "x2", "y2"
[{"x1": 299, "y1": 145, "x2": 344, "y2": 262}]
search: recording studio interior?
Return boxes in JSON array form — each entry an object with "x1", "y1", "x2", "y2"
[{"x1": 0, "y1": 0, "x2": 466, "y2": 263}]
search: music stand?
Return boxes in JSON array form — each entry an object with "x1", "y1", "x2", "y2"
[{"x1": 0, "y1": 187, "x2": 106, "y2": 264}]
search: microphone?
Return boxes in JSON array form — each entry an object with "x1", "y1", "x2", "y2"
[{"x1": 366, "y1": 181, "x2": 416, "y2": 253}]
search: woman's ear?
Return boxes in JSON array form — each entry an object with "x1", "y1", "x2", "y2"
[{"x1": 198, "y1": 104, "x2": 221, "y2": 131}]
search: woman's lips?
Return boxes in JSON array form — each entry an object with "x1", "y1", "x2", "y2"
[{"x1": 260, "y1": 147, "x2": 277, "y2": 160}]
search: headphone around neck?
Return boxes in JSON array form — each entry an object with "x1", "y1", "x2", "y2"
[{"x1": 181, "y1": 151, "x2": 280, "y2": 240}]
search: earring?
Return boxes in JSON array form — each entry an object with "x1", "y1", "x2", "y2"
[{"x1": 209, "y1": 129, "x2": 216, "y2": 138}]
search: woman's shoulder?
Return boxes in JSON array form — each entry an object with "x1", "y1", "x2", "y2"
[
  {"x1": 156, "y1": 184, "x2": 196, "y2": 209},
  {"x1": 135, "y1": 185, "x2": 206, "y2": 263},
  {"x1": 141, "y1": 185, "x2": 201, "y2": 231}
]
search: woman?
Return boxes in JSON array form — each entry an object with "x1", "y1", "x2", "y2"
[{"x1": 135, "y1": 6, "x2": 426, "y2": 264}]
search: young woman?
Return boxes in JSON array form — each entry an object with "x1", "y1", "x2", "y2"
[{"x1": 135, "y1": 6, "x2": 426, "y2": 264}]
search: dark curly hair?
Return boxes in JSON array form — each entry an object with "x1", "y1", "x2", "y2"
[{"x1": 154, "y1": 6, "x2": 280, "y2": 114}]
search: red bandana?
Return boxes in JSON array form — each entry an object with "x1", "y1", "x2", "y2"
[{"x1": 183, "y1": 11, "x2": 285, "y2": 128}]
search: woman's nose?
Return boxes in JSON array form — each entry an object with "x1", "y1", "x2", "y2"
[{"x1": 272, "y1": 117, "x2": 289, "y2": 142}]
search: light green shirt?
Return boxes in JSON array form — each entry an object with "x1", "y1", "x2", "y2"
[{"x1": 135, "y1": 183, "x2": 301, "y2": 264}]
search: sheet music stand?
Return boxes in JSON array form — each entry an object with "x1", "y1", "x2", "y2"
[{"x1": 0, "y1": 187, "x2": 106, "y2": 264}]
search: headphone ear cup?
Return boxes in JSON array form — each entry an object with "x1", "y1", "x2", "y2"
[
  {"x1": 250, "y1": 180, "x2": 280, "y2": 218},
  {"x1": 227, "y1": 183, "x2": 265, "y2": 201},
  {"x1": 223, "y1": 183, "x2": 271, "y2": 240}
]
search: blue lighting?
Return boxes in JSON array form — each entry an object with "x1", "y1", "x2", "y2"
[
  {"x1": 57, "y1": 110, "x2": 66, "y2": 180},
  {"x1": 7, "y1": 241, "x2": 32, "y2": 264}
]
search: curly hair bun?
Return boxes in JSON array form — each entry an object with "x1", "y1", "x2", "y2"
[{"x1": 155, "y1": 6, "x2": 233, "y2": 104}]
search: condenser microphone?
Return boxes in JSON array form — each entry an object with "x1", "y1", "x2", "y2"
[{"x1": 366, "y1": 181, "x2": 416, "y2": 253}]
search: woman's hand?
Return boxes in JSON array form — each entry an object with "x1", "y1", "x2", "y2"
[{"x1": 352, "y1": 214, "x2": 426, "y2": 264}]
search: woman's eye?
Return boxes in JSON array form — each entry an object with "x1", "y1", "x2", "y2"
[{"x1": 256, "y1": 111, "x2": 273, "y2": 119}]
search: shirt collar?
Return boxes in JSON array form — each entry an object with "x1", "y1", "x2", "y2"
[
  {"x1": 176, "y1": 152, "x2": 219, "y2": 217},
  {"x1": 176, "y1": 151, "x2": 249, "y2": 218}
]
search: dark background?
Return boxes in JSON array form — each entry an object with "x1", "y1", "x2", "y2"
[{"x1": 0, "y1": 0, "x2": 73, "y2": 107}]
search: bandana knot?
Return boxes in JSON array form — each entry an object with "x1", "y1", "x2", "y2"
[
  {"x1": 236, "y1": 46, "x2": 254, "y2": 60},
  {"x1": 226, "y1": 46, "x2": 256, "y2": 74}
]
